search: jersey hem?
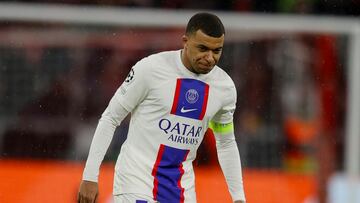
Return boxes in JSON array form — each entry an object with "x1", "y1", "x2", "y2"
[{"x1": 113, "y1": 187, "x2": 153, "y2": 198}]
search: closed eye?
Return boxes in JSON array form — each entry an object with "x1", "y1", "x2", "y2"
[
  {"x1": 213, "y1": 48, "x2": 222, "y2": 54},
  {"x1": 198, "y1": 45, "x2": 208, "y2": 52}
]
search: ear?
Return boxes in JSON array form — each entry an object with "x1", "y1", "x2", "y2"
[{"x1": 182, "y1": 35, "x2": 188, "y2": 47}]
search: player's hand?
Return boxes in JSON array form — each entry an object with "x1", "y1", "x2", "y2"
[{"x1": 77, "y1": 180, "x2": 98, "y2": 203}]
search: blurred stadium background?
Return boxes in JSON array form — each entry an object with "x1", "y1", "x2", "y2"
[{"x1": 0, "y1": 1, "x2": 360, "y2": 203}]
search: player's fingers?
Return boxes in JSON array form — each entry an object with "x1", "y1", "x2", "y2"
[
  {"x1": 94, "y1": 193, "x2": 98, "y2": 203},
  {"x1": 78, "y1": 193, "x2": 94, "y2": 203},
  {"x1": 77, "y1": 192, "x2": 87, "y2": 203},
  {"x1": 78, "y1": 194, "x2": 86, "y2": 203},
  {"x1": 77, "y1": 192, "x2": 81, "y2": 203}
]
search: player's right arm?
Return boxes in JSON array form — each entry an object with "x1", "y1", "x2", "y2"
[
  {"x1": 78, "y1": 59, "x2": 150, "y2": 203},
  {"x1": 78, "y1": 98, "x2": 130, "y2": 203},
  {"x1": 78, "y1": 180, "x2": 98, "y2": 203}
]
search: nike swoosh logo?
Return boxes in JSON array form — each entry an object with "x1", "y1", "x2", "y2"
[{"x1": 180, "y1": 107, "x2": 197, "y2": 113}]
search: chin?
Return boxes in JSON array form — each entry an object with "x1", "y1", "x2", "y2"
[
  {"x1": 194, "y1": 65, "x2": 210, "y2": 73},
  {"x1": 196, "y1": 69, "x2": 211, "y2": 74}
]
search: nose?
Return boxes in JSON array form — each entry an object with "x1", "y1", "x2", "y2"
[{"x1": 204, "y1": 51, "x2": 215, "y2": 64}]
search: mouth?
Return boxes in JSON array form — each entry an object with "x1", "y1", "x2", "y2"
[
  {"x1": 199, "y1": 64, "x2": 213, "y2": 72},
  {"x1": 198, "y1": 62, "x2": 213, "y2": 69},
  {"x1": 196, "y1": 63, "x2": 213, "y2": 74}
]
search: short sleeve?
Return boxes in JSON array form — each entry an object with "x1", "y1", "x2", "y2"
[
  {"x1": 211, "y1": 85, "x2": 237, "y2": 124},
  {"x1": 114, "y1": 59, "x2": 150, "y2": 112}
]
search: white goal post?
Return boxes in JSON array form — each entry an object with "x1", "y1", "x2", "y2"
[{"x1": 1, "y1": 1, "x2": 360, "y2": 200}]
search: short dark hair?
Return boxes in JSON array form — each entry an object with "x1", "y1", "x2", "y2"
[{"x1": 185, "y1": 12, "x2": 225, "y2": 38}]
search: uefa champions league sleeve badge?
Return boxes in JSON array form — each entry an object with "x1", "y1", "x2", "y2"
[{"x1": 125, "y1": 68, "x2": 135, "y2": 84}]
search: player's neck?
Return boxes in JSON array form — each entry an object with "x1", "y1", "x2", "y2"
[{"x1": 180, "y1": 49, "x2": 196, "y2": 74}]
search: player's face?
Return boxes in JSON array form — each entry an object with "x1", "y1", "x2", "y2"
[{"x1": 182, "y1": 30, "x2": 224, "y2": 74}]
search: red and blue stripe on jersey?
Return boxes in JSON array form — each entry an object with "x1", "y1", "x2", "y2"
[
  {"x1": 170, "y1": 78, "x2": 209, "y2": 120},
  {"x1": 152, "y1": 144, "x2": 190, "y2": 203}
]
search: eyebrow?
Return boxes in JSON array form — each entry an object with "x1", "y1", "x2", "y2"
[{"x1": 197, "y1": 44, "x2": 223, "y2": 51}]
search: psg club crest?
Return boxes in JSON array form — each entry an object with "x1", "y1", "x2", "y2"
[
  {"x1": 185, "y1": 89, "x2": 199, "y2": 104},
  {"x1": 170, "y1": 78, "x2": 209, "y2": 120}
]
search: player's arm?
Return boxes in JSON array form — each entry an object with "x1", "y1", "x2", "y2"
[
  {"x1": 78, "y1": 96, "x2": 130, "y2": 203},
  {"x1": 78, "y1": 60, "x2": 150, "y2": 203},
  {"x1": 209, "y1": 121, "x2": 246, "y2": 203}
]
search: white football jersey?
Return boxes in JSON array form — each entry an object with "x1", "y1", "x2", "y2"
[{"x1": 113, "y1": 50, "x2": 236, "y2": 202}]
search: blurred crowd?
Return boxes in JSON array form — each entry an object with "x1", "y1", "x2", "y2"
[
  {"x1": 0, "y1": 1, "x2": 348, "y2": 182},
  {"x1": 0, "y1": 3, "x2": 352, "y2": 202},
  {"x1": 0, "y1": 27, "x2": 346, "y2": 174},
  {"x1": 1, "y1": 0, "x2": 360, "y2": 16}
]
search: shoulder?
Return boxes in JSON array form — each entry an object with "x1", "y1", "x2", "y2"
[
  {"x1": 129, "y1": 50, "x2": 178, "y2": 84},
  {"x1": 141, "y1": 50, "x2": 178, "y2": 65},
  {"x1": 132, "y1": 50, "x2": 172, "y2": 70},
  {"x1": 211, "y1": 66, "x2": 236, "y2": 90},
  {"x1": 138, "y1": 50, "x2": 179, "y2": 79},
  {"x1": 210, "y1": 66, "x2": 237, "y2": 104}
]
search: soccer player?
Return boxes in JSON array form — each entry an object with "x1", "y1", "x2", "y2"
[{"x1": 78, "y1": 12, "x2": 246, "y2": 203}]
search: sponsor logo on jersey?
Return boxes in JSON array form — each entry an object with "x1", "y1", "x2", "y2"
[
  {"x1": 170, "y1": 78, "x2": 209, "y2": 120},
  {"x1": 180, "y1": 107, "x2": 197, "y2": 113},
  {"x1": 158, "y1": 118, "x2": 201, "y2": 145}
]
